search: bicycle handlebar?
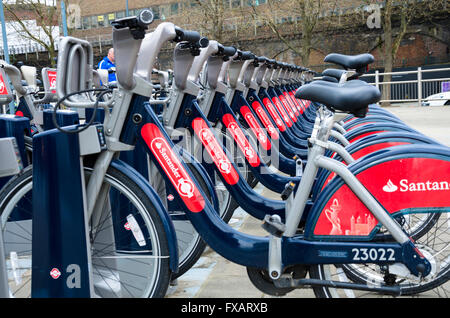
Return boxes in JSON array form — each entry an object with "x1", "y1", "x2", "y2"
[
  {"x1": 112, "y1": 9, "x2": 154, "y2": 29},
  {"x1": 174, "y1": 27, "x2": 201, "y2": 44},
  {"x1": 217, "y1": 44, "x2": 237, "y2": 58},
  {"x1": 232, "y1": 50, "x2": 255, "y2": 61},
  {"x1": 256, "y1": 56, "x2": 268, "y2": 64},
  {"x1": 111, "y1": 9, "x2": 154, "y2": 39},
  {"x1": 241, "y1": 51, "x2": 255, "y2": 61},
  {"x1": 137, "y1": 10, "x2": 154, "y2": 27}
]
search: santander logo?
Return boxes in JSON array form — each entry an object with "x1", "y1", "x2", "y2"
[
  {"x1": 151, "y1": 138, "x2": 195, "y2": 198},
  {"x1": 192, "y1": 117, "x2": 239, "y2": 185},
  {"x1": 0, "y1": 74, "x2": 7, "y2": 95},
  {"x1": 152, "y1": 138, "x2": 182, "y2": 179},
  {"x1": 382, "y1": 179, "x2": 450, "y2": 193},
  {"x1": 141, "y1": 123, "x2": 205, "y2": 212},
  {"x1": 222, "y1": 114, "x2": 261, "y2": 168},
  {"x1": 199, "y1": 128, "x2": 232, "y2": 175},
  {"x1": 382, "y1": 179, "x2": 398, "y2": 192},
  {"x1": 251, "y1": 101, "x2": 280, "y2": 137}
]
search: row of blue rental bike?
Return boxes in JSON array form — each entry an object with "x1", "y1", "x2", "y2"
[{"x1": 0, "y1": 10, "x2": 448, "y2": 298}]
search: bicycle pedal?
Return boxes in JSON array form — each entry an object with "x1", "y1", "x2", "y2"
[{"x1": 262, "y1": 215, "x2": 286, "y2": 237}]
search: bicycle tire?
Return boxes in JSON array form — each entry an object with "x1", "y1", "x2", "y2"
[
  {"x1": 309, "y1": 210, "x2": 450, "y2": 297},
  {"x1": 0, "y1": 165, "x2": 172, "y2": 298}
]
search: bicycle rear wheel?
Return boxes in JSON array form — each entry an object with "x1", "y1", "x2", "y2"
[{"x1": 0, "y1": 165, "x2": 172, "y2": 298}]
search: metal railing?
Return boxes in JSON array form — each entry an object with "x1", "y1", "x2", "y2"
[
  {"x1": 361, "y1": 67, "x2": 450, "y2": 105},
  {"x1": 316, "y1": 67, "x2": 450, "y2": 106}
]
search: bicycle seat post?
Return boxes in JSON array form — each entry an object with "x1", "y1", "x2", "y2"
[{"x1": 284, "y1": 113, "x2": 335, "y2": 237}]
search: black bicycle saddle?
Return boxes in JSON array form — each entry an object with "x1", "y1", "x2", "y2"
[
  {"x1": 324, "y1": 53, "x2": 374, "y2": 72},
  {"x1": 295, "y1": 80, "x2": 381, "y2": 117},
  {"x1": 322, "y1": 69, "x2": 347, "y2": 81}
]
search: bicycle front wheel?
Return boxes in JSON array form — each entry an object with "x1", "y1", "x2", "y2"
[
  {"x1": 0, "y1": 165, "x2": 172, "y2": 298},
  {"x1": 309, "y1": 211, "x2": 450, "y2": 298}
]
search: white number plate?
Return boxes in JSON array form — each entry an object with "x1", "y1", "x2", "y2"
[{"x1": 351, "y1": 248, "x2": 396, "y2": 262}]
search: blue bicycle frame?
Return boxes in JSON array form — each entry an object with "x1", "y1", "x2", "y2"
[{"x1": 123, "y1": 94, "x2": 432, "y2": 286}]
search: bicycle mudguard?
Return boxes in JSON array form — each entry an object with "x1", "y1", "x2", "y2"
[
  {"x1": 305, "y1": 144, "x2": 450, "y2": 241},
  {"x1": 109, "y1": 159, "x2": 179, "y2": 273},
  {"x1": 342, "y1": 106, "x2": 400, "y2": 124},
  {"x1": 343, "y1": 122, "x2": 418, "y2": 143},
  {"x1": 313, "y1": 131, "x2": 441, "y2": 199},
  {"x1": 343, "y1": 115, "x2": 405, "y2": 131}
]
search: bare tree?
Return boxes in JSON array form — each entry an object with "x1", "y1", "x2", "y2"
[
  {"x1": 373, "y1": 0, "x2": 448, "y2": 104},
  {"x1": 176, "y1": 1, "x2": 254, "y2": 44},
  {"x1": 250, "y1": 0, "x2": 340, "y2": 66},
  {"x1": 380, "y1": 0, "x2": 415, "y2": 104},
  {"x1": 4, "y1": 0, "x2": 59, "y2": 66},
  {"x1": 193, "y1": 0, "x2": 226, "y2": 42}
]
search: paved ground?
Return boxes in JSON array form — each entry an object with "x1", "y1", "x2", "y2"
[
  {"x1": 386, "y1": 105, "x2": 450, "y2": 146},
  {"x1": 166, "y1": 105, "x2": 450, "y2": 299}
]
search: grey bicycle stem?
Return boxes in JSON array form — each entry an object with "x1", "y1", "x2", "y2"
[
  {"x1": 187, "y1": 40, "x2": 220, "y2": 85},
  {"x1": 135, "y1": 22, "x2": 178, "y2": 83}
]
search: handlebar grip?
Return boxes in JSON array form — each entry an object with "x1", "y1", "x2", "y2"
[
  {"x1": 174, "y1": 27, "x2": 201, "y2": 43},
  {"x1": 217, "y1": 44, "x2": 237, "y2": 57},
  {"x1": 222, "y1": 46, "x2": 237, "y2": 57},
  {"x1": 239, "y1": 51, "x2": 255, "y2": 61},
  {"x1": 198, "y1": 37, "x2": 209, "y2": 48},
  {"x1": 256, "y1": 56, "x2": 268, "y2": 64}
]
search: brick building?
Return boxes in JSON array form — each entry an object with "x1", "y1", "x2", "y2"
[
  {"x1": 2, "y1": 0, "x2": 448, "y2": 71},
  {"x1": 64, "y1": 0, "x2": 449, "y2": 71},
  {"x1": 67, "y1": 0, "x2": 265, "y2": 37}
]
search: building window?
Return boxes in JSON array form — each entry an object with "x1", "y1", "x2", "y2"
[
  {"x1": 231, "y1": 0, "x2": 241, "y2": 8},
  {"x1": 97, "y1": 15, "x2": 105, "y2": 27},
  {"x1": 116, "y1": 11, "x2": 125, "y2": 19},
  {"x1": 108, "y1": 13, "x2": 115, "y2": 23},
  {"x1": 160, "y1": 4, "x2": 170, "y2": 20},
  {"x1": 151, "y1": 6, "x2": 160, "y2": 19},
  {"x1": 82, "y1": 16, "x2": 91, "y2": 30},
  {"x1": 170, "y1": 2, "x2": 179, "y2": 15},
  {"x1": 91, "y1": 15, "x2": 98, "y2": 28}
]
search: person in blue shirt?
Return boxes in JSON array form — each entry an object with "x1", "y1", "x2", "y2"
[{"x1": 98, "y1": 48, "x2": 116, "y2": 83}]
